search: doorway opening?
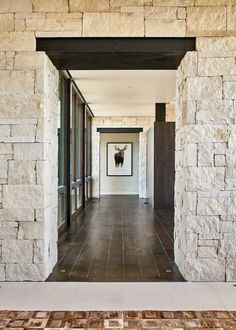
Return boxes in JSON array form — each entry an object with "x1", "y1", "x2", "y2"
[{"x1": 37, "y1": 37, "x2": 195, "y2": 282}]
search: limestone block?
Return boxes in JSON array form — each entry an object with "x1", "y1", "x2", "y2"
[
  {"x1": 0, "y1": 32, "x2": 35, "y2": 51},
  {"x1": 14, "y1": 52, "x2": 45, "y2": 70},
  {"x1": 186, "y1": 125, "x2": 230, "y2": 143},
  {"x1": 0, "y1": 52, "x2": 6, "y2": 69},
  {"x1": 195, "y1": 0, "x2": 233, "y2": 4},
  {"x1": 18, "y1": 222, "x2": 44, "y2": 240},
  {"x1": 0, "y1": 14, "x2": 14, "y2": 32},
  {"x1": 154, "y1": 0, "x2": 194, "y2": 5},
  {"x1": 177, "y1": 7, "x2": 186, "y2": 19},
  {"x1": 144, "y1": 6, "x2": 177, "y2": 19},
  {"x1": 225, "y1": 179, "x2": 236, "y2": 190},
  {"x1": 0, "y1": 143, "x2": 12, "y2": 155},
  {"x1": 227, "y1": 5, "x2": 236, "y2": 32},
  {"x1": 25, "y1": 18, "x2": 82, "y2": 32},
  {"x1": 183, "y1": 143, "x2": 197, "y2": 166},
  {"x1": 5, "y1": 264, "x2": 45, "y2": 281},
  {"x1": 8, "y1": 161, "x2": 36, "y2": 185},
  {"x1": 11, "y1": 125, "x2": 36, "y2": 140},
  {"x1": 196, "y1": 37, "x2": 236, "y2": 52},
  {"x1": 198, "y1": 246, "x2": 218, "y2": 258},
  {"x1": 220, "y1": 234, "x2": 236, "y2": 256},
  {"x1": 36, "y1": 31, "x2": 82, "y2": 38},
  {"x1": 0, "y1": 265, "x2": 5, "y2": 281},
  {"x1": 111, "y1": 0, "x2": 149, "y2": 5},
  {"x1": 33, "y1": 240, "x2": 45, "y2": 263},
  {"x1": 145, "y1": 19, "x2": 186, "y2": 37},
  {"x1": 14, "y1": 143, "x2": 44, "y2": 161},
  {"x1": 214, "y1": 142, "x2": 227, "y2": 154},
  {"x1": 2, "y1": 239, "x2": 33, "y2": 263},
  {"x1": 198, "y1": 57, "x2": 236, "y2": 76},
  {"x1": 0, "y1": 165, "x2": 7, "y2": 178},
  {"x1": 220, "y1": 220, "x2": 236, "y2": 233},
  {"x1": 186, "y1": 215, "x2": 220, "y2": 234},
  {"x1": 0, "y1": 125, "x2": 10, "y2": 137},
  {"x1": 36, "y1": 161, "x2": 44, "y2": 184},
  {"x1": 15, "y1": 19, "x2": 26, "y2": 32},
  {"x1": 198, "y1": 239, "x2": 220, "y2": 246},
  {"x1": 196, "y1": 100, "x2": 234, "y2": 124},
  {"x1": 3, "y1": 185, "x2": 44, "y2": 209},
  {"x1": 83, "y1": 13, "x2": 144, "y2": 37},
  {"x1": 0, "y1": 94, "x2": 43, "y2": 119},
  {"x1": 0, "y1": 70, "x2": 35, "y2": 94},
  {"x1": 0, "y1": 0, "x2": 32, "y2": 12},
  {"x1": 186, "y1": 233, "x2": 198, "y2": 257},
  {"x1": 182, "y1": 191, "x2": 197, "y2": 215},
  {"x1": 186, "y1": 7, "x2": 226, "y2": 36},
  {"x1": 0, "y1": 227, "x2": 18, "y2": 239},
  {"x1": 182, "y1": 101, "x2": 196, "y2": 125},
  {"x1": 185, "y1": 167, "x2": 225, "y2": 191},
  {"x1": 226, "y1": 258, "x2": 236, "y2": 281},
  {"x1": 214, "y1": 154, "x2": 226, "y2": 167},
  {"x1": 70, "y1": 0, "x2": 109, "y2": 12},
  {"x1": 197, "y1": 197, "x2": 235, "y2": 215},
  {"x1": 0, "y1": 208, "x2": 34, "y2": 221},
  {"x1": 223, "y1": 81, "x2": 236, "y2": 99},
  {"x1": 186, "y1": 77, "x2": 222, "y2": 101},
  {"x1": 32, "y1": 0, "x2": 68, "y2": 12},
  {"x1": 185, "y1": 257, "x2": 225, "y2": 281},
  {"x1": 121, "y1": 6, "x2": 144, "y2": 13},
  {"x1": 198, "y1": 143, "x2": 214, "y2": 167}
]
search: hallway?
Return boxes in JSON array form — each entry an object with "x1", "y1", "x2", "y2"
[{"x1": 48, "y1": 196, "x2": 183, "y2": 282}]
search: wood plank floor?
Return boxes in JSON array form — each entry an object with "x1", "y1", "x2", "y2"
[{"x1": 47, "y1": 195, "x2": 184, "y2": 282}]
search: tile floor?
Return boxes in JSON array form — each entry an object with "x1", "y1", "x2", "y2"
[
  {"x1": 0, "y1": 282, "x2": 236, "y2": 311},
  {"x1": 0, "y1": 309, "x2": 236, "y2": 329}
]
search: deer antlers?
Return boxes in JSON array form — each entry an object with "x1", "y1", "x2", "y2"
[{"x1": 114, "y1": 145, "x2": 127, "y2": 151}]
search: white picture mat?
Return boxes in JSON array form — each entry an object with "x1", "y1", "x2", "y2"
[{"x1": 107, "y1": 143, "x2": 133, "y2": 176}]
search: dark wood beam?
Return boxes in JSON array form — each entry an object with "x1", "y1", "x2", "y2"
[
  {"x1": 97, "y1": 127, "x2": 143, "y2": 133},
  {"x1": 155, "y1": 103, "x2": 166, "y2": 122}
]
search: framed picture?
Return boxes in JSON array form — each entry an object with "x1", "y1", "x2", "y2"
[{"x1": 107, "y1": 142, "x2": 133, "y2": 176}]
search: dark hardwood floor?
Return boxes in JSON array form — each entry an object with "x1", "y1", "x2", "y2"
[{"x1": 47, "y1": 195, "x2": 184, "y2": 282}]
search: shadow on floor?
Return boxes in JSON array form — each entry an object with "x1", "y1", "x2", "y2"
[{"x1": 47, "y1": 195, "x2": 184, "y2": 282}]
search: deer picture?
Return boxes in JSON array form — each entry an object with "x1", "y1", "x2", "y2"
[{"x1": 114, "y1": 145, "x2": 127, "y2": 168}]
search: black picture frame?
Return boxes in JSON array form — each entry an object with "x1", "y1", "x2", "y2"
[{"x1": 106, "y1": 142, "x2": 133, "y2": 177}]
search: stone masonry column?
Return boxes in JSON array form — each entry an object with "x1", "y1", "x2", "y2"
[
  {"x1": 0, "y1": 51, "x2": 59, "y2": 281},
  {"x1": 175, "y1": 38, "x2": 236, "y2": 281}
]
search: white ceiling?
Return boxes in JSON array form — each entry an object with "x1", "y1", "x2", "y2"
[{"x1": 70, "y1": 70, "x2": 176, "y2": 116}]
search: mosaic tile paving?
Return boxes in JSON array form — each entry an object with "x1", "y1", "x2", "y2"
[{"x1": 0, "y1": 310, "x2": 236, "y2": 329}]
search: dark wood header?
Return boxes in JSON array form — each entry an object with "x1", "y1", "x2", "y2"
[{"x1": 97, "y1": 127, "x2": 143, "y2": 133}]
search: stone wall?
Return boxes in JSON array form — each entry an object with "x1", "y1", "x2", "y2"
[
  {"x1": 175, "y1": 44, "x2": 236, "y2": 281},
  {"x1": 92, "y1": 117, "x2": 155, "y2": 199},
  {"x1": 0, "y1": 52, "x2": 59, "y2": 281},
  {"x1": 0, "y1": 0, "x2": 236, "y2": 281}
]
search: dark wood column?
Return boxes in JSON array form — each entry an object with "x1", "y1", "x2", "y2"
[{"x1": 154, "y1": 103, "x2": 175, "y2": 210}]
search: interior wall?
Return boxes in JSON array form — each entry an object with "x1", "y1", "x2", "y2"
[
  {"x1": 100, "y1": 133, "x2": 139, "y2": 195},
  {"x1": 147, "y1": 126, "x2": 154, "y2": 207}
]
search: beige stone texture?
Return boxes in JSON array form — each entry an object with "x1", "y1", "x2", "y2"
[
  {"x1": 25, "y1": 18, "x2": 82, "y2": 32},
  {"x1": 214, "y1": 154, "x2": 226, "y2": 167},
  {"x1": 121, "y1": 6, "x2": 144, "y2": 13},
  {"x1": 0, "y1": 0, "x2": 32, "y2": 13},
  {"x1": 83, "y1": 13, "x2": 144, "y2": 37},
  {"x1": 196, "y1": 100, "x2": 234, "y2": 124},
  {"x1": 187, "y1": 7, "x2": 226, "y2": 36},
  {"x1": 0, "y1": 52, "x2": 6, "y2": 68},
  {"x1": 154, "y1": 0, "x2": 194, "y2": 5},
  {"x1": 227, "y1": 6, "x2": 236, "y2": 32},
  {"x1": 2, "y1": 239, "x2": 33, "y2": 263},
  {"x1": 14, "y1": 52, "x2": 45, "y2": 70},
  {"x1": 18, "y1": 222, "x2": 44, "y2": 240},
  {"x1": 5, "y1": 264, "x2": 45, "y2": 281},
  {"x1": 223, "y1": 81, "x2": 236, "y2": 99},
  {"x1": 111, "y1": 0, "x2": 150, "y2": 5},
  {"x1": 186, "y1": 216, "x2": 220, "y2": 234},
  {"x1": 0, "y1": 143, "x2": 13, "y2": 155},
  {"x1": 33, "y1": 240, "x2": 44, "y2": 263},
  {"x1": 197, "y1": 246, "x2": 218, "y2": 258},
  {"x1": 0, "y1": 14, "x2": 14, "y2": 32},
  {"x1": 177, "y1": 7, "x2": 186, "y2": 19},
  {"x1": 185, "y1": 257, "x2": 225, "y2": 281},
  {"x1": 0, "y1": 70, "x2": 35, "y2": 94},
  {"x1": 11, "y1": 125, "x2": 36, "y2": 139},
  {"x1": 145, "y1": 6, "x2": 177, "y2": 19},
  {"x1": 8, "y1": 161, "x2": 36, "y2": 185},
  {"x1": 14, "y1": 143, "x2": 44, "y2": 161},
  {"x1": 185, "y1": 167, "x2": 225, "y2": 191},
  {"x1": 226, "y1": 258, "x2": 236, "y2": 281},
  {"x1": 32, "y1": 0, "x2": 69, "y2": 13},
  {"x1": 70, "y1": 0, "x2": 109, "y2": 12},
  {"x1": 15, "y1": 19, "x2": 26, "y2": 32},
  {"x1": 145, "y1": 19, "x2": 186, "y2": 36},
  {"x1": 0, "y1": 125, "x2": 10, "y2": 137},
  {"x1": 3, "y1": 185, "x2": 44, "y2": 209},
  {"x1": 196, "y1": 37, "x2": 236, "y2": 52},
  {"x1": 195, "y1": 0, "x2": 234, "y2": 5},
  {"x1": 198, "y1": 57, "x2": 236, "y2": 76},
  {"x1": 0, "y1": 265, "x2": 5, "y2": 281},
  {"x1": 186, "y1": 77, "x2": 222, "y2": 101},
  {"x1": 0, "y1": 208, "x2": 34, "y2": 221},
  {"x1": 0, "y1": 32, "x2": 35, "y2": 51}
]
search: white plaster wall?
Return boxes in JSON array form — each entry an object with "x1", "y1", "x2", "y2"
[
  {"x1": 92, "y1": 116, "x2": 155, "y2": 199},
  {"x1": 147, "y1": 126, "x2": 154, "y2": 207},
  {"x1": 100, "y1": 133, "x2": 139, "y2": 195}
]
